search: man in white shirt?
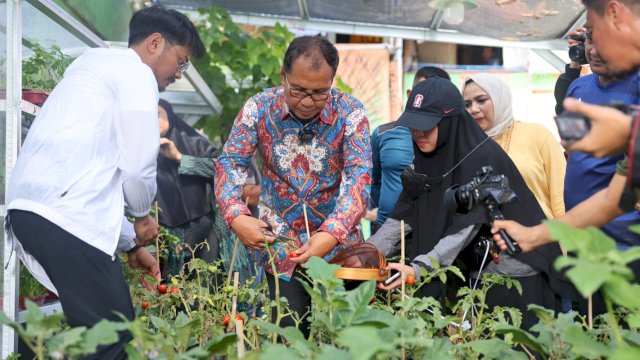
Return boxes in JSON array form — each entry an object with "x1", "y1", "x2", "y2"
[{"x1": 6, "y1": 5, "x2": 204, "y2": 359}]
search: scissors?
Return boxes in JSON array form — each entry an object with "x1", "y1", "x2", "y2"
[{"x1": 262, "y1": 223, "x2": 298, "y2": 244}]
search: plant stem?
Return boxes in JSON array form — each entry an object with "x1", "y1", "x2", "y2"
[
  {"x1": 605, "y1": 297, "x2": 625, "y2": 348},
  {"x1": 36, "y1": 334, "x2": 44, "y2": 360},
  {"x1": 265, "y1": 242, "x2": 282, "y2": 344}
]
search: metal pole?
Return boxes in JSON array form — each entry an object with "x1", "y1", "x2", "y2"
[{"x1": 2, "y1": 0, "x2": 22, "y2": 356}]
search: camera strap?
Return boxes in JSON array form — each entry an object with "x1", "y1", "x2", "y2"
[{"x1": 436, "y1": 136, "x2": 491, "y2": 182}]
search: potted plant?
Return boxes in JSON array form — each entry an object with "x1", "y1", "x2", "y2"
[
  {"x1": 22, "y1": 43, "x2": 73, "y2": 106},
  {"x1": 19, "y1": 263, "x2": 48, "y2": 310}
]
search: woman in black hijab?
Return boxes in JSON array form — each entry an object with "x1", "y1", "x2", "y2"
[
  {"x1": 156, "y1": 99, "x2": 220, "y2": 271},
  {"x1": 369, "y1": 78, "x2": 576, "y2": 329}
]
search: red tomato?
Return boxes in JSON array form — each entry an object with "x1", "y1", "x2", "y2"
[
  {"x1": 289, "y1": 251, "x2": 300, "y2": 258},
  {"x1": 406, "y1": 275, "x2": 416, "y2": 286},
  {"x1": 158, "y1": 284, "x2": 168, "y2": 294},
  {"x1": 170, "y1": 287, "x2": 180, "y2": 294},
  {"x1": 236, "y1": 313, "x2": 245, "y2": 325},
  {"x1": 141, "y1": 301, "x2": 149, "y2": 310},
  {"x1": 223, "y1": 314, "x2": 231, "y2": 326},
  {"x1": 369, "y1": 296, "x2": 376, "y2": 305}
]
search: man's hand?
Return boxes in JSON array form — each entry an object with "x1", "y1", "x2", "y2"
[
  {"x1": 134, "y1": 215, "x2": 158, "y2": 246},
  {"x1": 230, "y1": 215, "x2": 274, "y2": 250},
  {"x1": 364, "y1": 208, "x2": 378, "y2": 222},
  {"x1": 377, "y1": 263, "x2": 415, "y2": 291},
  {"x1": 491, "y1": 221, "x2": 550, "y2": 253},
  {"x1": 159, "y1": 138, "x2": 182, "y2": 162},
  {"x1": 290, "y1": 232, "x2": 338, "y2": 264},
  {"x1": 563, "y1": 98, "x2": 632, "y2": 157},
  {"x1": 128, "y1": 247, "x2": 160, "y2": 291}
]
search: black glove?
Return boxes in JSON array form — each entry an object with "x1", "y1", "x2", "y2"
[{"x1": 400, "y1": 166, "x2": 431, "y2": 198}]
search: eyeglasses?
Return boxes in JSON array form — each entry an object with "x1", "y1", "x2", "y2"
[
  {"x1": 285, "y1": 76, "x2": 330, "y2": 101},
  {"x1": 165, "y1": 38, "x2": 190, "y2": 73}
]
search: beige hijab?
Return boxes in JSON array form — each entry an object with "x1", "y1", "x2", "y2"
[{"x1": 464, "y1": 73, "x2": 514, "y2": 138}]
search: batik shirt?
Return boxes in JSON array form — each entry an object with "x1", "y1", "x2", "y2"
[{"x1": 215, "y1": 86, "x2": 372, "y2": 280}]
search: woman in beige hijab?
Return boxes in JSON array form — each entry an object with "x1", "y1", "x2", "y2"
[{"x1": 463, "y1": 73, "x2": 566, "y2": 219}]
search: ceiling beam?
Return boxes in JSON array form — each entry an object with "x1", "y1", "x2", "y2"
[
  {"x1": 25, "y1": 0, "x2": 107, "y2": 48},
  {"x1": 297, "y1": 0, "x2": 309, "y2": 19},
  {"x1": 430, "y1": 10, "x2": 444, "y2": 30},
  {"x1": 222, "y1": 12, "x2": 566, "y2": 50},
  {"x1": 532, "y1": 49, "x2": 567, "y2": 72},
  {"x1": 184, "y1": 66, "x2": 223, "y2": 116},
  {"x1": 561, "y1": 11, "x2": 587, "y2": 39}
]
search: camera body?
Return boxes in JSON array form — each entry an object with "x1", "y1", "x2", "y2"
[
  {"x1": 444, "y1": 166, "x2": 521, "y2": 255},
  {"x1": 556, "y1": 101, "x2": 632, "y2": 142},
  {"x1": 444, "y1": 166, "x2": 517, "y2": 215},
  {"x1": 568, "y1": 33, "x2": 588, "y2": 65}
]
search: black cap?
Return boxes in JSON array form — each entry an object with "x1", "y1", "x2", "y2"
[{"x1": 396, "y1": 78, "x2": 464, "y2": 131}]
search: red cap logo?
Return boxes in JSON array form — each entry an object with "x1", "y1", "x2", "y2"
[{"x1": 413, "y1": 94, "x2": 424, "y2": 108}]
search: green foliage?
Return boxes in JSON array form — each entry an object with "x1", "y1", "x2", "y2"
[
  {"x1": 22, "y1": 43, "x2": 73, "y2": 91},
  {"x1": 19, "y1": 263, "x2": 47, "y2": 297},
  {"x1": 0, "y1": 301, "x2": 127, "y2": 360},
  {"x1": 548, "y1": 221, "x2": 640, "y2": 308},
  {"x1": 7, "y1": 220, "x2": 640, "y2": 358},
  {"x1": 192, "y1": 6, "x2": 294, "y2": 140}
]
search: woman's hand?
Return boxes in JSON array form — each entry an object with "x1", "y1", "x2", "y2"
[
  {"x1": 377, "y1": 262, "x2": 415, "y2": 291},
  {"x1": 159, "y1": 138, "x2": 183, "y2": 162}
]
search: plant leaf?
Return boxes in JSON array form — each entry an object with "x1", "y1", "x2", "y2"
[
  {"x1": 563, "y1": 324, "x2": 609, "y2": 358},
  {"x1": 203, "y1": 333, "x2": 237, "y2": 355},
  {"x1": 337, "y1": 280, "x2": 376, "y2": 327},
  {"x1": 336, "y1": 326, "x2": 394, "y2": 360},
  {"x1": 495, "y1": 325, "x2": 546, "y2": 355}
]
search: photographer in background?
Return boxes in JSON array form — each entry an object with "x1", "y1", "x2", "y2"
[
  {"x1": 370, "y1": 79, "x2": 574, "y2": 329},
  {"x1": 559, "y1": 27, "x2": 640, "y2": 247},
  {"x1": 554, "y1": 27, "x2": 589, "y2": 116},
  {"x1": 493, "y1": 0, "x2": 640, "y2": 255}
]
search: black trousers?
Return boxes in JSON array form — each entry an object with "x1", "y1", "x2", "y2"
[
  {"x1": 266, "y1": 270, "x2": 311, "y2": 336},
  {"x1": 10, "y1": 210, "x2": 133, "y2": 360}
]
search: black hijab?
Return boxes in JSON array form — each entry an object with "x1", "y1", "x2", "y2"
[
  {"x1": 156, "y1": 99, "x2": 220, "y2": 227},
  {"x1": 390, "y1": 80, "x2": 575, "y2": 298}
]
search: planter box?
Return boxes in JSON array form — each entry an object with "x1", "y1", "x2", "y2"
[
  {"x1": 22, "y1": 89, "x2": 49, "y2": 107},
  {"x1": 19, "y1": 293, "x2": 47, "y2": 310}
]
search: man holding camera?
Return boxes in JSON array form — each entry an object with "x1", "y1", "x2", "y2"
[
  {"x1": 493, "y1": 0, "x2": 640, "y2": 253},
  {"x1": 556, "y1": 27, "x2": 640, "y2": 247}
]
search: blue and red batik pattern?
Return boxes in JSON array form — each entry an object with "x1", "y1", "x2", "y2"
[{"x1": 215, "y1": 86, "x2": 372, "y2": 280}]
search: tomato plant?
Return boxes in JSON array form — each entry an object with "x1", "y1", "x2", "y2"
[
  {"x1": 141, "y1": 301, "x2": 149, "y2": 310},
  {"x1": 169, "y1": 287, "x2": 179, "y2": 294},
  {"x1": 158, "y1": 284, "x2": 168, "y2": 294},
  {"x1": 406, "y1": 275, "x2": 415, "y2": 286},
  {"x1": 222, "y1": 314, "x2": 231, "y2": 327}
]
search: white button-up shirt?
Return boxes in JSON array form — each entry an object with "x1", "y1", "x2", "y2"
[{"x1": 7, "y1": 48, "x2": 159, "y2": 292}]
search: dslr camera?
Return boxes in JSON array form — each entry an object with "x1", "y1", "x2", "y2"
[
  {"x1": 444, "y1": 166, "x2": 521, "y2": 255},
  {"x1": 568, "y1": 33, "x2": 588, "y2": 65},
  {"x1": 556, "y1": 101, "x2": 632, "y2": 142}
]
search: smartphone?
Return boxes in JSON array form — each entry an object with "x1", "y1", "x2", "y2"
[
  {"x1": 555, "y1": 112, "x2": 591, "y2": 141},
  {"x1": 384, "y1": 271, "x2": 401, "y2": 286}
]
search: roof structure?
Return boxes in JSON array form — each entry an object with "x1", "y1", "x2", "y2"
[{"x1": 161, "y1": 0, "x2": 586, "y2": 50}]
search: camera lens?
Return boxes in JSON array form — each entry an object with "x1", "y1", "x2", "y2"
[{"x1": 568, "y1": 45, "x2": 588, "y2": 65}]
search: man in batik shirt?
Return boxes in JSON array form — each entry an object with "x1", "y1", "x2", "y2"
[{"x1": 215, "y1": 36, "x2": 372, "y2": 332}]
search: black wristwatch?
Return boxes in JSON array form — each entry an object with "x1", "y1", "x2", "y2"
[{"x1": 127, "y1": 244, "x2": 141, "y2": 255}]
